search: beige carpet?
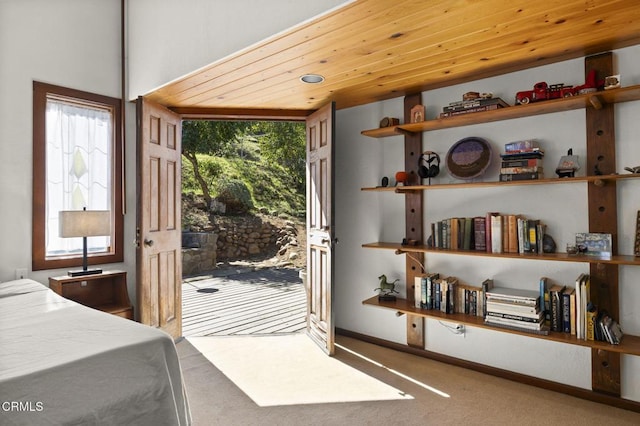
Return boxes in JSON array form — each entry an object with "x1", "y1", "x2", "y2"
[{"x1": 187, "y1": 334, "x2": 414, "y2": 407}]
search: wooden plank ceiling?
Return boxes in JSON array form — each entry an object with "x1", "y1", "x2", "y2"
[{"x1": 146, "y1": 0, "x2": 640, "y2": 116}]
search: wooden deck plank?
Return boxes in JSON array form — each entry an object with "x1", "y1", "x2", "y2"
[
  {"x1": 182, "y1": 287, "x2": 303, "y2": 318},
  {"x1": 183, "y1": 298, "x2": 306, "y2": 334},
  {"x1": 182, "y1": 269, "x2": 306, "y2": 337}
]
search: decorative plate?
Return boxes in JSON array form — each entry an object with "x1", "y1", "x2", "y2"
[{"x1": 445, "y1": 136, "x2": 492, "y2": 180}]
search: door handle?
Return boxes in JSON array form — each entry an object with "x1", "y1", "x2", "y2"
[{"x1": 144, "y1": 238, "x2": 154, "y2": 247}]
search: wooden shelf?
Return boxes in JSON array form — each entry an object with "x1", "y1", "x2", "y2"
[
  {"x1": 361, "y1": 85, "x2": 640, "y2": 138},
  {"x1": 361, "y1": 173, "x2": 640, "y2": 192},
  {"x1": 362, "y1": 296, "x2": 640, "y2": 356},
  {"x1": 362, "y1": 242, "x2": 640, "y2": 266}
]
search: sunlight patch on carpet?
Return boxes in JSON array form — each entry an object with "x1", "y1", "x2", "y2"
[{"x1": 188, "y1": 334, "x2": 414, "y2": 407}]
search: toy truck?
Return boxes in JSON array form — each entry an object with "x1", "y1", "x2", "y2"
[{"x1": 515, "y1": 70, "x2": 601, "y2": 105}]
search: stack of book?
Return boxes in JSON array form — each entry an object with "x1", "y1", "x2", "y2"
[
  {"x1": 439, "y1": 97, "x2": 510, "y2": 118},
  {"x1": 484, "y1": 287, "x2": 546, "y2": 333},
  {"x1": 499, "y1": 140, "x2": 544, "y2": 182}
]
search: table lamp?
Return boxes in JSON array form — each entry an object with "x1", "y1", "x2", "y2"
[{"x1": 59, "y1": 208, "x2": 111, "y2": 276}]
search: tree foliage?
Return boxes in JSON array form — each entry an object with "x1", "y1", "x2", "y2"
[
  {"x1": 250, "y1": 121, "x2": 306, "y2": 192},
  {"x1": 182, "y1": 120, "x2": 250, "y2": 207},
  {"x1": 181, "y1": 119, "x2": 306, "y2": 214}
]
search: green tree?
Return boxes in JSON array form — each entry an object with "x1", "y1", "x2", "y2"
[
  {"x1": 182, "y1": 120, "x2": 250, "y2": 207},
  {"x1": 251, "y1": 121, "x2": 306, "y2": 192}
]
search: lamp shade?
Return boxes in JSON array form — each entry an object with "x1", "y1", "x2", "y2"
[{"x1": 59, "y1": 210, "x2": 111, "y2": 238}]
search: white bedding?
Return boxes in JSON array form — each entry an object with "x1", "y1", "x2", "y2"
[{"x1": 0, "y1": 279, "x2": 191, "y2": 425}]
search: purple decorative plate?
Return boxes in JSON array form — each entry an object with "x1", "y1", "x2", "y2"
[{"x1": 446, "y1": 136, "x2": 492, "y2": 180}]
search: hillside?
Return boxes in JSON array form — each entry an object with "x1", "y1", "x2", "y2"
[
  {"x1": 182, "y1": 139, "x2": 305, "y2": 222},
  {"x1": 181, "y1": 136, "x2": 306, "y2": 269}
]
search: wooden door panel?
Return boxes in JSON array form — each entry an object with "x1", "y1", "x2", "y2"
[
  {"x1": 306, "y1": 102, "x2": 335, "y2": 355},
  {"x1": 147, "y1": 254, "x2": 160, "y2": 327},
  {"x1": 167, "y1": 160, "x2": 177, "y2": 230},
  {"x1": 137, "y1": 97, "x2": 182, "y2": 339},
  {"x1": 149, "y1": 156, "x2": 161, "y2": 231}
]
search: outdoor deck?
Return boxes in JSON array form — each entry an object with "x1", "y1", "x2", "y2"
[{"x1": 182, "y1": 268, "x2": 306, "y2": 337}]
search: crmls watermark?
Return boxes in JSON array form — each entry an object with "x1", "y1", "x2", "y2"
[{"x1": 1, "y1": 401, "x2": 44, "y2": 412}]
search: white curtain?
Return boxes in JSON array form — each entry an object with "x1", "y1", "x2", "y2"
[{"x1": 45, "y1": 98, "x2": 112, "y2": 257}]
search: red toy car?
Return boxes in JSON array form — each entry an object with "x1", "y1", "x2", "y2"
[{"x1": 515, "y1": 70, "x2": 601, "y2": 105}]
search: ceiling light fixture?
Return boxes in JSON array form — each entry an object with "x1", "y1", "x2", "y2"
[{"x1": 300, "y1": 74, "x2": 325, "y2": 84}]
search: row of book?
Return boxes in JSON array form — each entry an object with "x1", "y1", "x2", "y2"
[
  {"x1": 541, "y1": 275, "x2": 623, "y2": 343},
  {"x1": 412, "y1": 273, "x2": 624, "y2": 344},
  {"x1": 499, "y1": 139, "x2": 544, "y2": 182},
  {"x1": 439, "y1": 97, "x2": 510, "y2": 118},
  {"x1": 429, "y1": 212, "x2": 546, "y2": 254},
  {"x1": 414, "y1": 274, "x2": 494, "y2": 318}
]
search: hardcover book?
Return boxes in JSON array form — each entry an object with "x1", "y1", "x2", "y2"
[
  {"x1": 504, "y1": 139, "x2": 540, "y2": 152},
  {"x1": 485, "y1": 316, "x2": 544, "y2": 331},
  {"x1": 473, "y1": 216, "x2": 486, "y2": 251},
  {"x1": 439, "y1": 104, "x2": 502, "y2": 117},
  {"x1": 500, "y1": 166, "x2": 544, "y2": 175},
  {"x1": 480, "y1": 278, "x2": 494, "y2": 318},
  {"x1": 486, "y1": 301, "x2": 540, "y2": 316},
  {"x1": 486, "y1": 286, "x2": 540, "y2": 301},
  {"x1": 500, "y1": 151, "x2": 545, "y2": 160},
  {"x1": 490, "y1": 215, "x2": 502, "y2": 253},
  {"x1": 548, "y1": 284, "x2": 566, "y2": 332},
  {"x1": 499, "y1": 172, "x2": 541, "y2": 182},
  {"x1": 562, "y1": 287, "x2": 575, "y2": 333},
  {"x1": 486, "y1": 311, "x2": 543, "y2": 323},
  {"x1": 501, "y1": 158, "x2": 543, "y2": 168},
  {"x1": 443, "y1": 97, "x2": 510, "y2": 112}
]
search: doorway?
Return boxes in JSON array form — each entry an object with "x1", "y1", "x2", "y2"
[{"x1": 179, "y1": 120, "x2": 307, "y2": 337}]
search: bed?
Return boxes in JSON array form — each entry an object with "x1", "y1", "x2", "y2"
[{"x1": 0, "y1": 279, "x2": 191, "y2": 425}]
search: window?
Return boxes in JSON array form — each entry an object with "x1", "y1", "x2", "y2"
[{"x1": 32, "y1": 82, "x2": 123, "y2": 271}]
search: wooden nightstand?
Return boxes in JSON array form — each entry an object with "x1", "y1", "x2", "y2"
[{"x1": 49, "y1": 270, "x2": 134, "y2": 319}]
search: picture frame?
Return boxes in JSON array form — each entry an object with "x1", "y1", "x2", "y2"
[
  {"x1": 575, "y1": 232, "x2": 613, "y2": 259},
  {"x1": 410, "y1": 104, "x2": 425, "y2": 123}
]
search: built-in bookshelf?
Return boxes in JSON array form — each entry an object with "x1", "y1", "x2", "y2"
[{"x1": 360, "y1": 53, "x2": 640, "y2": 408}]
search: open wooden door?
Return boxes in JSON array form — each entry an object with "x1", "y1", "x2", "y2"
[
  {"x1": 136, "y1": 97, "x2": 183, "y2": 339},
  {"x1": 305, "y1": 102, "x2": 336, "y2": 355}
]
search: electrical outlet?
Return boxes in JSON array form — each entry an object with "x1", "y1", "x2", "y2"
[{"x1": 16, "y1": 268, "x2": 28, "y2": 280}]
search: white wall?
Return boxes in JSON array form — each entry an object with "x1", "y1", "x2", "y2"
[
  {"x1": 334, "y1": 45, "x2": 640, "y2": 400},
  {"x1": 0, "y1": 0, "x2": 137, "y2": 295},
  {"x1": 127, "y1": 0, "x2": 349, "y2": 99},
  {"x1": 0, "y1": 0, "x2": 346, "y2": 305}
]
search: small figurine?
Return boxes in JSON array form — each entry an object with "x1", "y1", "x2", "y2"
[{"x1": 375, "y1": 274, "x2": 399, "y2": 301}]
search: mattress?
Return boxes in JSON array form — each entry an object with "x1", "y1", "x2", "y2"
[{"x1": 0, "y1": 279, "x2": 191, "y2": 425}]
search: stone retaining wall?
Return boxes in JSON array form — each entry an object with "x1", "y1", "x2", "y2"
[
  {"x1": 213, "y1": 215, "x2": 279, "y2": 259},
  {"x1": 182, "y1": 232, "x2": 219, "y2": 276},
  {"x1": 181, "y1": 215, "x2": 301, "y2": 276}
]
